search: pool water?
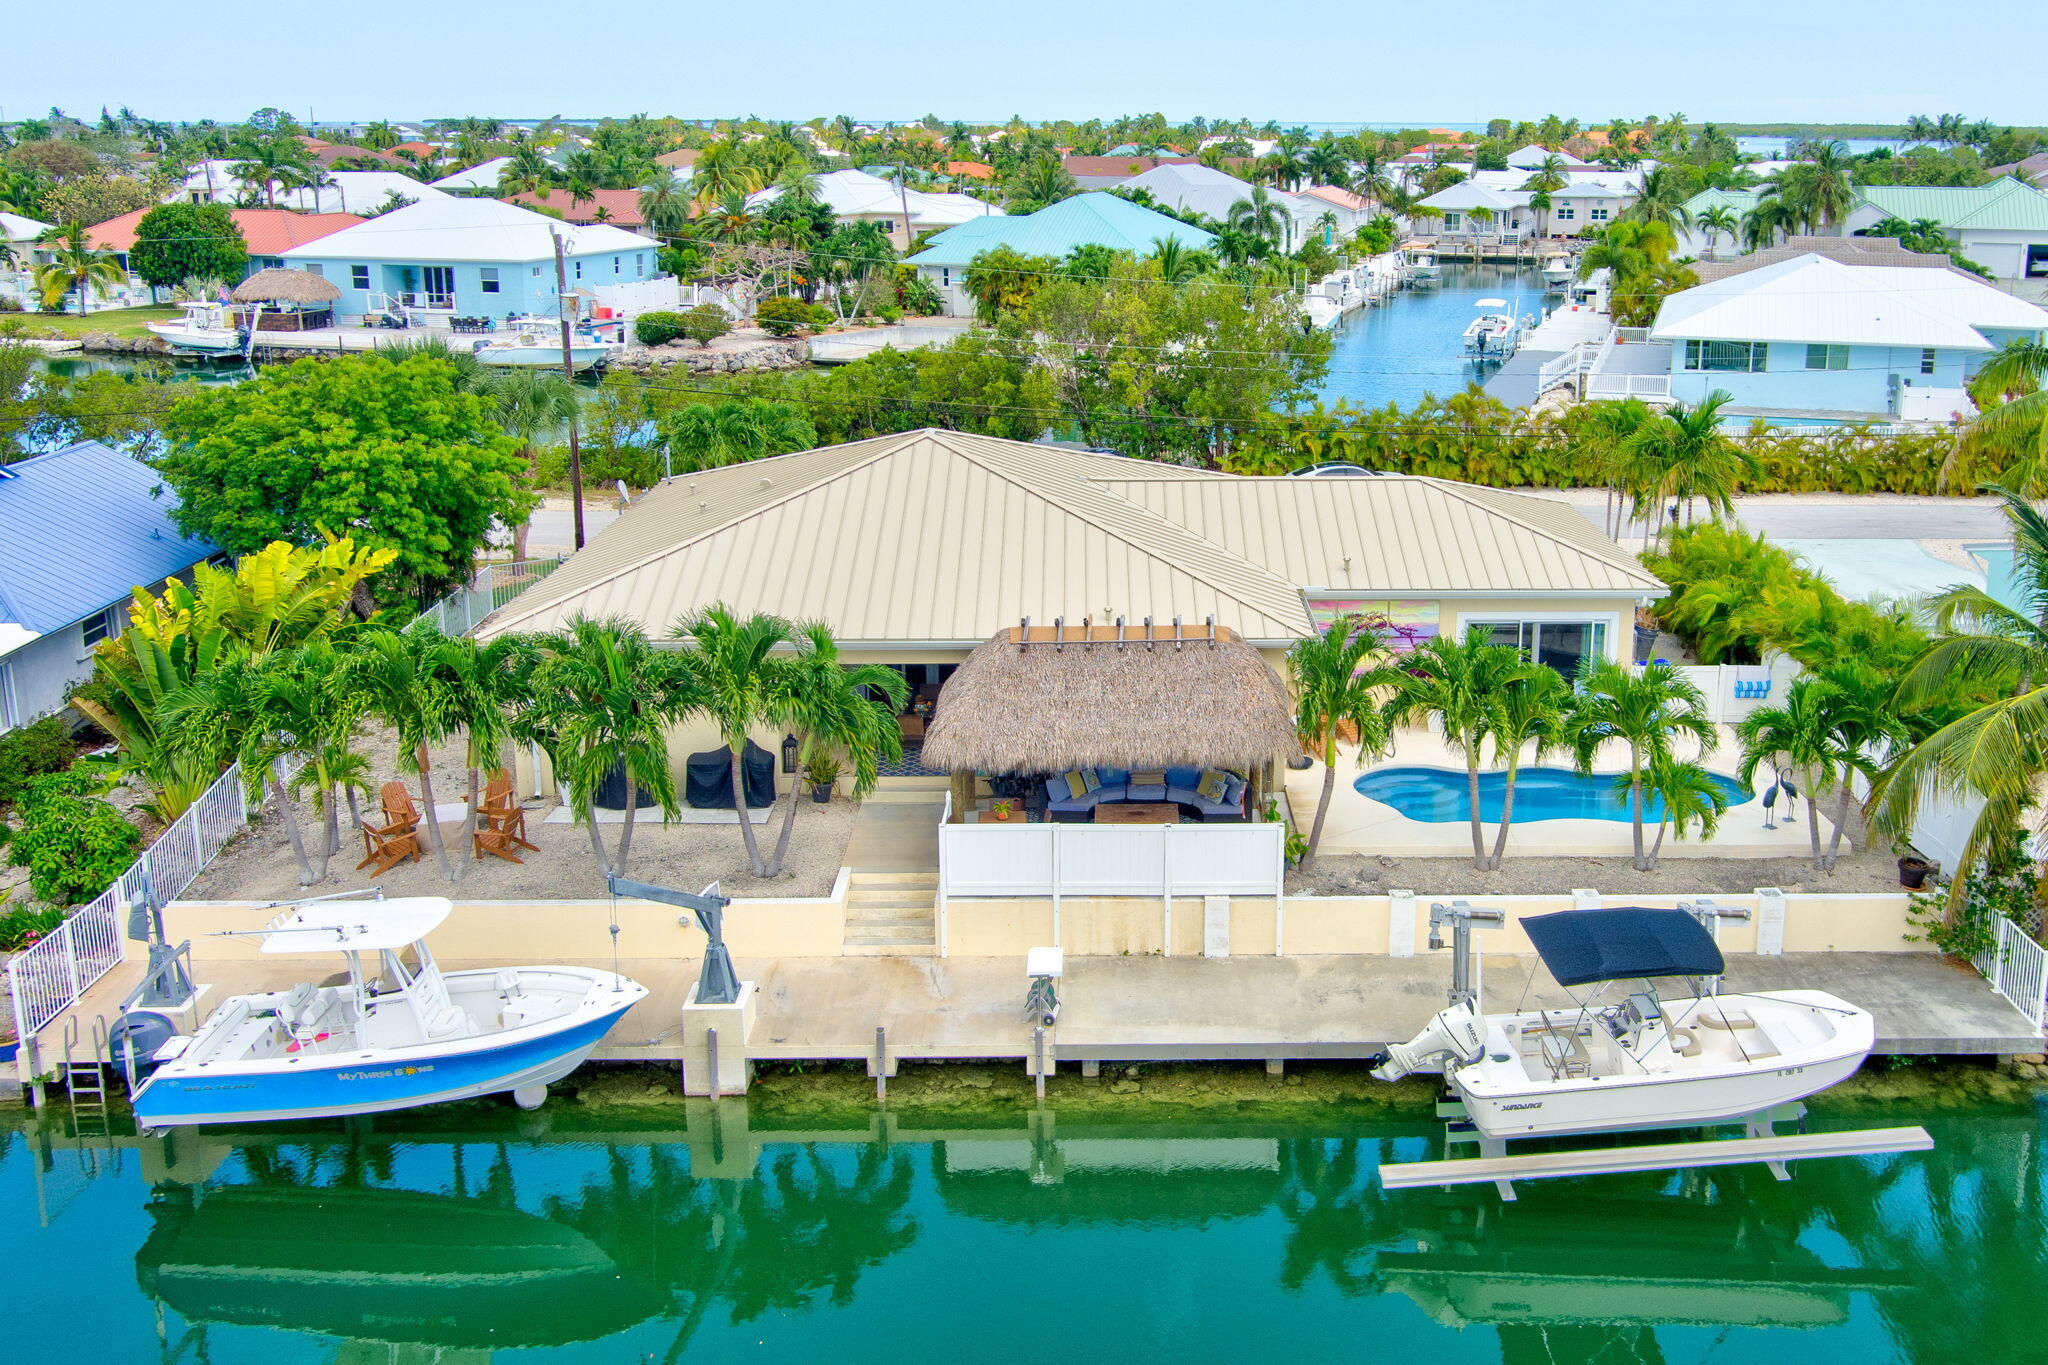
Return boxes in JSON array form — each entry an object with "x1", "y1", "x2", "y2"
[
  {"x1": 1316, "y1": 262, "x2": 1550, "y2": 412},
  {"x1": 1356, "y1": 765, "x2": 1752, "y2": 823}
]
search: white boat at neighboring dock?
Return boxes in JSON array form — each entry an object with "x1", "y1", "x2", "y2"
[
  {"x1": 1374, "y1": 904, "x2": 1874, "y2": 1142},
  {"x1": 1461, "y1": 298, "x2": 1521, "y2": 356},
  {"x1": 145, "y1": 301, "x2": 245, "y2": 356},
  {"x1": 1541, "y1": 253, "x2": 1573, "y2": 287},
  {"x1": 1408, "y1": 250, "x2": 1441, "y2": 284},
  {"x1": 472, "y1": 316, "x2": 625, "y2": 370},
  {"x1": 122, "y1": 893, "x2": 647, "y2": 1127}
]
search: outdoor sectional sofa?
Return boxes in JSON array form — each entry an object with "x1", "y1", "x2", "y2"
[{"x1": 1041, "y1": 766, "x2": 1249, "y2": 822}]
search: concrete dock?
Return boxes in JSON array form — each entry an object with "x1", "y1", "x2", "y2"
[{"x1": 33, "y1": 946, "x2": 2041, "y2": 1087}]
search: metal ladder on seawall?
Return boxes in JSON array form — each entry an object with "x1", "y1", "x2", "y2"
[{"x1": 60, "y1": 1015, "x2": 113, "y2": 1169}]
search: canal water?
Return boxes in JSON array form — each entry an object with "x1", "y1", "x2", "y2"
[
  {"x1": 1316, "y1": 263, "x2": 1551, "y2": 413},
  {"x1": 5, "y1": 1094, "x2": 2040, "y2": 1362}
]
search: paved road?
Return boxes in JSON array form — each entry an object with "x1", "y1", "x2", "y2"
[
  {"x1": 514, "y1": 501, "x2": 623, "y2": 554},
  {"x1": 1527, "y1": 488, "x2": 2009, "y2": 541}
]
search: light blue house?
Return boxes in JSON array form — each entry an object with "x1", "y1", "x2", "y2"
[
  {"x1": 1647, "y1": 253, "x2": 2048, "y2": 421},
  {"x1": 279, "y1": 197, "x2": 664, "y2": 323},
  {"x1": 0, "y1": 441, "x2": 219, "y2": 732},
  {"x1": 905, "y1": 192, "x2": 1217, "y2": 315}
]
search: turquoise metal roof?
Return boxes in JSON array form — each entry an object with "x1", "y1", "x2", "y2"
[
  {"x1": 1854, "y1": 177, "x2": 2048, "y2": 231},
  {"x1": 1681, "y1": 187, "x2": 1764, "y2": 216},
  {"x1": 906, "y1": 192, "x2": 1216, "y2": 266},
  {"x1": 0, "y1": 441, "x2": 217, "y2": 634}
]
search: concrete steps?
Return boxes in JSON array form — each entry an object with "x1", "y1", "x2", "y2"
[
  {"x1": 865, "y1": 776, "x2": 951, "y2": 805},
  {"x1": 843, "y1": 873, "x2": 938, "y2": 955}
]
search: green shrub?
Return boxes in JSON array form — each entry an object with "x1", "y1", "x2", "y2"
[
  {"x1": 634, "y1": 310, "x2": 687, "y2": 346},
  {"x1": 0, "y1": 717, "x2": 76, "y2": 804},
  {"x1": 9, "y1": 771, "x2": 141, "y2": 906},
  {"x1": 755, "y1": 297, "x2": 814, "y2": 338},
  {"x1": 0, "y1": 904, "x2": 65, "y2": 951},
  {"x1": 1907, "y1": 822, "x2": 2038, "y2": 959},
  {"x1": 678, "y1": 304, "x2": 730, "y2": 347}
]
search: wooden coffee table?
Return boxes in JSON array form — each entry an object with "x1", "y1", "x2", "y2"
[{"x1": 1094, "y1": 802, "x2": 1181, "y2": 824}]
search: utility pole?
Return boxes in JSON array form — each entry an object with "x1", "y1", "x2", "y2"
[{"x1": 552, "y1": 232, "x2": 586, "y2": 549}]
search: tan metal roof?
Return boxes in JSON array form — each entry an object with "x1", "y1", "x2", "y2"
[
  {"x1": 481, "y1": 432, "x2": 1660, "y2": 645},
  {"x1": 1097, "y1": 476, "x2": 1665, "y2": 596}
]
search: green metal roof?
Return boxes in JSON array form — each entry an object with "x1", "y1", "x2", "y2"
[
  {"x1": 1681, "y1": 187, "x2": 1764, "y2": 215},
  {"x1": 1854, "y1": 177, "x2": 2048, "y2": 231},
  {"x1": 906, "y1": 192, "x2": 1216, "y2": 266}
]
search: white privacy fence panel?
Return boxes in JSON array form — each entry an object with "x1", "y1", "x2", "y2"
[{"x1": 941, "y1": 822, "x2": 1284, "y2": 899}]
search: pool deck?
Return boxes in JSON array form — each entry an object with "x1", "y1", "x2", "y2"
[{"x1": 1288, "y1": 730, "x2": 1834, "y2": 861}]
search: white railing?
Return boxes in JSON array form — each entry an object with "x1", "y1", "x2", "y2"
[
  {"x1": 940, "y1": 821, "x2": 1283, "y2": 899},
  {"x1": 409, "y1": 557, "x2": 564, "y2": 637},
  {"x1": 7, "y1": 759, "x2": 258, "y2": 1046},
  {"x1": 1585, "y1": 371, "x2": 1674, "y2": 401},
  {"x1": 1974, "y1": 916, "x2": 2048, "y2": 1033}
]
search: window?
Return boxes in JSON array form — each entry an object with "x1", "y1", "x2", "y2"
[
  {"x1": 1684, "y1": 339, "x2": 1766, "y2": 373},
  {"x1": 1590, "y1": 206, "x2": 1610, "y2": 221},
  {"x1": 613, "y1": 255, "x2": 621, "y2": 274},
  {"x1": 1443, "y1": 212, "x2": 1462, "y2": 231},
  {"x1": 2028, "y1": 244, "x2": 2048, "y2": 279},
  {"x1": 1805, "y1": 344, "x2": 1848, "y2": 371},
  {"x1": 1555, "y1": 205, "x2": 1575, "y2": 221},
  {"x1": 574, "y1": 260, "x2": 583, "y2": 280},
  {"x1": 1920, "y1": 348, "x2": 1937, "y2": 375},
  {"x1": 479, "y1": 267, "x2": 499, "y2": 294},
  {"x1": 636, "y1": 253, "x2": 645, "y2": 273},
  {"x1": 80, "y1": 607, "x2": 120, "y2": 649},
  {"x1": 940, "y1": 267, "x2": 951, "y2": 287},
  {"x1": 302, "y1": 262, "x2": 321, "y2": 277},
  {"x1": 1473, "y1": 620, "x2": 1608, "y2": 677},
  {"x1": 532, "y1": 266, "x2": 542, "y2": 277},
  {"x1": 351, "y1": 264, "x2": 369, "y2": 290},
  {"x1": 420, "y1": 266, "x2": 455, "y2": 307}
]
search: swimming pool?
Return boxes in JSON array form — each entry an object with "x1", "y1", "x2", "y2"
[{"x1": 1355, "y1": 765, "x2": 1752, "y2": 824}]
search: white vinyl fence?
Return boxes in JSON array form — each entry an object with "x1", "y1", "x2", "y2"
[
  {"x1": 1974, "y1": 916, "x2": 2048, "y2": 1033},
  {"x1": 7, "y1": 760, "x2": 253, "y2": 1046},
  {"x1": 408, "y1": 557, "x2": 563, "y2": 637}
]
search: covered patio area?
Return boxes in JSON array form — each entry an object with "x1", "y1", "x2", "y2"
[{"x1": 921, "y1": 621, "x2": 1297, "y2": 825}]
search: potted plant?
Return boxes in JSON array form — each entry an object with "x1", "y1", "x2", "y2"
[
  {"x1": 803, "y1": 754, "x2": 841, "y2": 804},
  {"x1": 1897, "y1": 848, "x2": 1936, "y2": 890},
  {"x1": 990, "y1": 797, "x2": 1017, "y2": 822}
]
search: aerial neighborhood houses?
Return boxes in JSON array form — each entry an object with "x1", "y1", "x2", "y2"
[{"x1": 906, "y1": 192, "x2": 1216, "y2": 315}]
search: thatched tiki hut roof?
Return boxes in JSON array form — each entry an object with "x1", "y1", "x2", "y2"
[
  {"x1": 231, "y1": 267, "x2": 342, "y2": 304},
  {"x1": 921, "y1": 621, "x2": 1295, "y2": 773}
]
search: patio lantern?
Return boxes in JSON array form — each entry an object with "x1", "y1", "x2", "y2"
[{"x1": 781, "y1": 734, "x2": 800, "y2": 773}]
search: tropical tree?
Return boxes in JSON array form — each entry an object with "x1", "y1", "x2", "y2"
[
  {"x1": 1736, "y1": 674, "x2": 1883, "y2": 871},
  {"x1": 1764, "y1": 141, "x2": 1857, "y2": 230},
  {"x1": 1621, "y1": 166, "x2": 1695, "y2": 231},
  {"x1": 1484, "y1": 665, "x2": 1574, "y2": 867},
  {"x1": 510, "y1": 616, "x2": 695, "y2": 877},
  {"x1": 436, "y1": 634, "x2": 525, "y2": 870},
  {"x1": 1521, "y1": 154, "x2": 1569, "y2": 237},
  {"x1": 960, "y1": 244, "x2": 1059, "y2": 321},
  {"x1": 1005, "y1": 157, "x2": 1077, "y2": 213},
  {"x1": 1628, "y1": 391, "x2": 1760, "y2": 541},
  {"x1": 32, "y1": 220, "x2": 128, "y2": 314},
  {"x1": 1384, "y1": 627, "x2": 1545, "y2": 869},
  {"x1": 1634, "y1": 754, "x2": 1734, "y2": 865},
  {"x1": 763, "y1": 622, "x2": 906, "y2": 877},
  {"x1": 1953, "y1": 337, "x2": 2048, "y2": 493},
  {"x1": 671, "y1": 605, "x2": 794, "y2": 877},
  {"x1": 227, "y1": 135, "x2": 314, "y2": 208},
  {"x1": 482, "y1": 366, "x2": 579, "y2": 559},
  {"x1": 160, "y1": 656, "x2": 322, "y2": 884},
  {"x1": 637, "y1": 174, "x2": 692, "y2": 241},
  {"x1": 273, "y1": 638, "x2": 375, "y2": 876},
  {"x1": 1694, "y1": 204, "x2": 1740, "y2": 258},
  {"x1": 343, "y1": 627, "x2": 461, "y2": 880},
  {"x1": 1566, "y1": 659, "x2": 1717, "y2": 871},
  {"x1": 655, "y1": 398, "x2": 816, "y2": 475},
  {"x1": 1286, "y1": 615, "x2": 1391, "y2": 870},
  {"x1": 1227, "y1": 187, "x2": 1290, "y2": 250},
  {"x1": 1150, "y1": 236, "x2": 1211, "y2": 286},
  {"x1": 495, "y1": 138, "x2": 560, "y2": 198}
]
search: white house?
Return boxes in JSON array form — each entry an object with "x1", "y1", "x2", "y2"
[
  {"x1": 1504, "y1": 144, "x2": 1596, "y2": 171},
  {"x1": 749, "y1": 170, "x2": 1000, "y2": 248},
  {"x1": 1114, "y1": 163, "x2": 1329, "y2": 249},
  {"x1": 279, "y1": 196, "x2": 663, "y2": 323},
  {"x1": 1, "y1": 210, "x2": 52, "y2": 308},
  {"x1": 1415, "y1": 181, "x2": 1530, "y2": 238},
  {"x1": 177, "y1": 163, "x2": 451, "y2": 216},
  {"x1": 1844, "y1": 177, "x2": 2048, "y2": 293}
]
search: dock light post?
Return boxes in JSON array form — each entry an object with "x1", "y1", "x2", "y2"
[
  {"x1": 1429, "y1": 901, "x2": 1506, "y2": 1010},
  {"x1": 608, "y1": 875, "x2": 740, "y2": 1005}
]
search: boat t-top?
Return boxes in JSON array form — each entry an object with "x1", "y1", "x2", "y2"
[
  {"x1": 473, "y1": 315, "x2": 625, "y2": 371},
  {"x1": 145, "y1": 300, "x2": 246, "y2": 356},
  {"x1": 1409, "y1": 250, "x2": 1441, "y2": 284},
  {"x1": 122, "y1": 891, "x2": 647, "y2": 1127},
  {"x1": 1374, "y1": 903, "x2": 1874, "y2": 1142},
  {"x1": 1541, "y1": 253, "x2": 1573, "y2": 287},
  {"x1": 1461, "y1": 298, "x2": 1521, "y2": 357}
]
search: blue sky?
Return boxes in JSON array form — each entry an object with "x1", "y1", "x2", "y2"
[{"x1": 11, "y1": 0, "x2": 2042, "y2": 126}]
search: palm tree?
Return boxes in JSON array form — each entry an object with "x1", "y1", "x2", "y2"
[
  {"x1": 482, "y1": 367, "x2": 578, "y2": 559},
  {"x1": 344, "y1": 627, "x2": 461, "y2": 881},
  {"x1": 496, "y1": 139, "x2": 560, "y2": 198},
  {"x1": 671, "y1": 605, "x2": 794, "y2": 877},
  {"x1": 1385, "y1": 627, "x2": 1544, "y2": 869},
  {"x1": 1149, "y1": 236, "x2": 1212, "y2": 286},
  {"x1": 1954, "y1": 337, "x2": 2048, "y2": 493},
  {"x1": 1623, "y1": 167, "x2": 1695, "y2": 232},
  {"x1": 274, "y1": 638, "x2": 374, "y2": 876},
  {"x1": 1737, "y1": 675, "x2": 1879, "y2": 871},
  {"x1": 1635, "y1": 755, "x2": 1734, "y2": 865},
  {"x1": 436, "y1": 634, "x2": 523, "y2": 871},
  {"x1": 510, "y1": 616, "x2": 694, "y2": 877},
  {"x1": 1520, "y1": 154, "x2": 1569, "y2": 237},
  {"x1": 1740, "y1": 198, "x2": 1799, "y2": 251},
  {"x1": 1763, "y1": 142, "x2": 1856, "y2": 231},
  {"x1": 32, "y1": 221, "x2": 127, "y2": 315},
  {"x1": 1566, "y1": 659, "x2": 1717, "y2": 871},
  {"x1": 656, "y1": 399, "x2": 815, "y2": 476},
  {"x1": 1005, "y1": 157, "x2": 1077, "y2": 213},
  {"x1": 228, "y1": 135, "x2": 314, "y2": 208},
  {"x1": 1484, "y1": 665, "x2": 1574, "y2": 868},
  {"x1": 162, "y1": 655, "x2": 324, "y2": 884},
  {"x1": 1286, "y1": 615, "x2": 1392, "y2": 869},
  {"x1": 1630, "y1": 391, "x2": 1759, "y2": 540},
  {"x1": 637, "y1": 174, "x2": 692, "y2": 241},
  {"x1": 690, "y1": 143, "x2": 767, "y2": 209},
  {"x1": 1227, "y1": 188, "x2": 1290, "y2": 250},
  {"x1": 1579, "y1": 396, "x2": 1661, "y2": 537},
  {"x1": 763, "y1": 623, "x2": 906, "y2": 877},
  {"x1": 1694, "y1": 204, "x2": 1740, "y2": 258}
]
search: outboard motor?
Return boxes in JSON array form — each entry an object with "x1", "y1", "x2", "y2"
[
  {"x1": 108, "y1": 1010, "x2": 180, "y2": 1087},
  {"x1": 1373, "y1": 1001, "x2": 1487, "y2": 1082}
]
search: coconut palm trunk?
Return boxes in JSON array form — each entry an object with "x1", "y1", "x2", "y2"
[
  {"x1": 1302, "y1": 731, "x2": 1341, "y2": 872},
  {"x1": 579, "y1": 793, "x2": 614, "y2": 875},
  {"x1": 616, "y1": 779, "x2": 640, "y2": 875},
  {"x1": 1464, "y1": 754, "x2": 1487, "y2": 869},
  {"x1": 414, "y1": 742, "x2": 455, "y2": 881},
  {"x1": 270, "y1": 775, "x2": 317, "y2": 885},
  {"x1": 1487, "y1": 756, "x2": 1524, "y2": 870},
  {"x1": 1629, "y1": 744, "x2": 1649, "y2": 871},
  {"x1": 1803, "y1": 764, "x2": 1825, "y2": 870},
  {"x1": 768, "y1": 732, "x2": 809, "y2": 878},
  {"x1": 730, "y1": 746, "x2": 766, "y2": 875},
  {"x1": 458, "y1": 764, "x2": 482, "y2": 868},
  {"x1": 1827, "y1": 782, "x2": 1855, "y2": 869}
]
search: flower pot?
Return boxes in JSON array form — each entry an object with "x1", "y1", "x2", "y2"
[
  {"x1": 811, "y1": 783, "x2": 832, "y2": 804},
  {"x1": 1898, "y1": 856, "x2": 1933, "y2": 890}
]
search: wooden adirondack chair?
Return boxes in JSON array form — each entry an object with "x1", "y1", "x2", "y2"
[
  {"x1": 357, "y1": 781, "x2": 423, "y2": 875},
  {"x1": 472, "y1": 768, "x2": 538, "y2": 863}
]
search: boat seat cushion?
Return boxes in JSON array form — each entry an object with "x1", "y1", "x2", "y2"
[{"x1": 1699, "y1": 1011, "x2": 1758, "y2": 1031}]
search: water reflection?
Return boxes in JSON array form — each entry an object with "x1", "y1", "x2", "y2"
[{"x1": 9, "y1": 1102, "x2": 2037, "y2": 1361}]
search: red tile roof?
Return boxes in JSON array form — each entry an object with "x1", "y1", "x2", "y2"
[
  {"x1": 89, "y1": 207, "x2": 367, "y2": 256},
  {"x1": 945, "y1": 160, "x2": 994, "y2": 180},
  {"x1": 656, "y1": 148, "x2": 702, "y2": 168},
  {"x1": 1062, "y1": 154, "x2": 1205, "y2": 179},
  {"x1": 503, "y1": 188, "x2": 648, "y2": 227}
]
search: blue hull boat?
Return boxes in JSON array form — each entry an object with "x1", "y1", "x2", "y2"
[{"x1": 127, "y1": 896, "x2": 647, "y2": 1127}]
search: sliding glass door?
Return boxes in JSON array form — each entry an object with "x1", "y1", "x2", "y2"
[{"x1": 1476, "y1": 619, "x2": 1609, "y2": 677}]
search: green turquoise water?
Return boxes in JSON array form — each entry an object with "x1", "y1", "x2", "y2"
[{"x1": 4, "y1": 1091, "x2": 2042, "y2": 1363}]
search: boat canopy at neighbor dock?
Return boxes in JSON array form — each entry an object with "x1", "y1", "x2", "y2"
[{"x1": 1522, "y1": 907, "x2": 1726, "y2": 986}]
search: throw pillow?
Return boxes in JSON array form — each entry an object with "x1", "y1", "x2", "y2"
[
  {"x1": 1222, "y1": 775, "x2": 1247, "y2": 809},
  {"x1": 1063, "y1": 771, "x2": 1090, "y2": 800},
  {"x1": 1082, "y1": 768, "x2": 1103, "y2": 793},
  {"x1": 1196, "y1": 769, "x2": 1227, "y2": 802}
]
